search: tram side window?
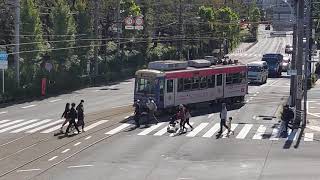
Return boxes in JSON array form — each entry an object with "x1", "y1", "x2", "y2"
[
  {"x1": 159, "y1": 79, "x2": 164, "y2": 94},
  {"x1": 178, "y1": 78, "x2": 184, "y2": 92},
  {"x1": 184, "y1": 78, "x2": 192, "y2": 91},
  {"x1": 137, "y1": 78, "x2": 153, "y2": 94},
  {"x1": 217, "y1": 74, "x2": 223, "y2": 86},
  {"x1": 208, "y1": 75, "x2": 215, "y2": 88},
  {"x1": 167, "y1": 80, "x2": 174, "y2": 93},
  {"x1": 226, "y1": 74, "x2": 233, "y2": 85},
  {"x1": 192, "y1": 77, "x2": 200, "y2": 89},
  {"x1": 232, "y1": 73, "x2": 241, "y2": 84},
  {"x1": 200, "y1": 76, "x2": 207, "y2": 89}
]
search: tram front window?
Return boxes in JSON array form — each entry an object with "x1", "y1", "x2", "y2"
[{"x1": 135, "y1": 78, "x2": 155, "y2": 94}]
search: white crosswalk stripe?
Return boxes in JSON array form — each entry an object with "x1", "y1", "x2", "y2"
[
  {"x1": 186, "y1": 123, "x2": 208, "y2": 137},
  {"x1": 252, "y1": 125, "x2": 267, "y2": 140},
  {"x1": 0, "y1": 120, "x2": 24, "y2": 129},
  {"x1": 105, "y1": 123, "x2": 131, "y2": 135},
  {"x1": 304, "y1": 133, "x2": 314, "y2": 142},
  {"x1": 0, "y1": 120, "x2": 10, "y2": 125},
  {"x1": 84, "y1": 120, "x2": 109, "y2": 131},
  {"x1": 40, "y1": 121, "x2": 69, "y2": 133},
  {"x1": 236, "y1": 124, "x2": 253, "y2": 139},
  {"x1": 202, "y1": 123, "x2": 220, "y2": 138},
  {"x1": 169, "y1": 122, "x2": 195, "y2": 137},
  {"x1": 153, "y1": 125, "x2": 169, "y2": 136},
  {"x1": 270, "y1": 126, "x2": 280, "y2": 141},
  {"x1": 28, "y1": 119, "x2": 64, "y2": 133},
  {"x1": 11, "y1": 119, "x2": 52, "y2": 133},
  {"x1": 0, "y1": 119, "x2": 39, "y2": 133},
  {"x1": 138, "y1": 123, "x2": 164, "y2": 136}
]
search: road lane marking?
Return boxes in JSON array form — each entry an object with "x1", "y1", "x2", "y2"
[
  {"x1": 61, "y1": 149, "x2": 70, "y2": 154},
  {"x1": 11, "y1": 119, "x2": 52, "y2": 133},
  {"x1": 307, "y1": 125, "x2": 320, "y2": 131},
  {"x1": 252, "y1": 125, "x2": 267, "y2": 140},
  {"x1": 17, "y1": 169, "x2": 41, "y2": 172},
  {"x1": 207, "y1": 114, "x2": 214, "y2": 119},
  {"x1": 68, "y1": 165, "x2": 93, "y2": 169},
  {"x1": 287, "y1": 129, "x2": 299, "y2": 141},
  {"x1": 0, "y1": 120, "x2": 9, "y2": 125},
  {"x1": 28, "y1": 119, "x2": 64, "y2": 133},
  {"x1": 39, "y1": 120, "x2": 68, "y2": 133},
  {"x1": 84, "y1": 120, "x2": 109, "y2": 131},
  {"x1": 270, "y1": 126, "x2": 280, "y2": 141},
  {"x1": 154, "y1": 126, "x2": 169, "y2": 136},
  {"x1": 186, "y1": 123, "x2": 208, "y2": 137},
  {"x1": 0, "y1": 119, "x2": 38, "y2": 133},
  {"x1": 304, "y1": 133, "x2": 314, "y2": 142},
  {"x1": 222, "y1": 124, "x2": 238, "y2": 138},
  {"x1": 105, "y1": 123, "x2": 131, "y2": 135},
  {"x1": 21, "y1": 105, "x2": 36, "y2": 109},
  {"x1": 74, "y1": 142, "x2": 81, "y2": 146},
  {"x1": 202, "y1": 123, "x2": 220, "y2": 138},
  {"x1": 236, "y1": 124, "x2": 253, "y2": 139},
  {"x1": 0, "y1": 120, "x2": 24, "y2": 129},
  {"x1": 138, "y1": 123, "x2": 164, "y2": 136},
  {"x1": 0, "y1": 111, "x2": 7, "y2": 115},
  {"x1": 49, "y1": 99, "x2": 62, "y2": 103},
  {"x1": 48, "y1": 156, "x2": 58, "y2": 161},
  {"x1": 85, "y1": 136, "x2": 92, "y2": 140}
]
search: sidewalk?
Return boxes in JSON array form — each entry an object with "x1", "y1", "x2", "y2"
[{"x1": 307, "y1": 80, "x2": 320, "y2": 129}]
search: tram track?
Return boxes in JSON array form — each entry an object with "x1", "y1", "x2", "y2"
[{"x1": 0, "y1": 106, "x2": 133, "y2": 178}]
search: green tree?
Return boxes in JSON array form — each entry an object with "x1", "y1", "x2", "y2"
[
  {"x1": 248, "y1": 4, "x2": 261, "y2": 37},
  {"x1": 51, "y1": 0, "x2": 76, "y2": 72},
  {"x1": 20, "y1": 0, "x2": 45, "y2": 86},
  {"x1": 75, "y1": 0, "x2": 92, "y2": 75}
]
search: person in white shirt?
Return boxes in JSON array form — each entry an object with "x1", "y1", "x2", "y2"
[
  {"x1": 218, "y1": 103, "x2": 229, "y2": 134},
  {"x1": 146, "y1": 98, "x2": 159, "y2": 124}
]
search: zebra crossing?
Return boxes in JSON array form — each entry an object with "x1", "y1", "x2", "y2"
[
  {"x1": 106, "y1": 122, "x2": 315, "y2": 142},
  {"x1": 0, "y1": 119, "x2": 109, "y2": 134}
]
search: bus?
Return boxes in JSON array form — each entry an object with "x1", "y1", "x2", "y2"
[{"x1": 134, "y1": 60, "x2": 248, "y2": 111}]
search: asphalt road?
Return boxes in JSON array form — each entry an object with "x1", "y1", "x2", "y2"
[{"x1": 1, "y1": 28, "x2": 319, "y2": 180}]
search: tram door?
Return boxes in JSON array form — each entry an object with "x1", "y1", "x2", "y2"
[{"x1": 164, "y1": 79, "x2": 175, "y2": 107}]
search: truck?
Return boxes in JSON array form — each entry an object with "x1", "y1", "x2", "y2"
[{"x1": 262, "y1": 53, "x2": 283, "y2": 77}]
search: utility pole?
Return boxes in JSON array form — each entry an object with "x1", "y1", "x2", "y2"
[
  {"x1": 290, "y1": 0, "x2": 297, "y2": 107},
  {"x1": 14, "y1": 0, "x2": 20, "y2": 87},
  {"x1": 93, "y1": 0, "x2": 99, "y2": 76},
  {"x1": 294, "y1": 0, "x2": 305, "y2": 128},
  {"x1": 178, "y1": 0, "x2": 183, "y2": 60},
  {"x1": 303, "y1": 0, "x2": 311, "y2": 128},
  {"x1": 116, "y1": 0, "x2": 121, "y2": 61}
]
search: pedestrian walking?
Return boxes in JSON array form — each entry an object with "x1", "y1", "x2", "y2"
[
  {"x1": 178, "y1": 104, "x2": 186, "y2": 132},
  {"x1": 60, "y1": 103, "x2": 70, "y2": 133},
  {"x1": 146, "y1": 98, "x2": 159, "y2": 124},
  {"x1": 76, "y1": 100, "x2": 85, "y2": 132},
  {"x1": 218, "y1": 103, "x2": 229, "y2": 134},
  {"x1": 183, "y1": 105, "x2": 193, "y2": 131},
  {"x1": 65, "y1": 103, "x2": 81, "y2": 136},
  {"x1": 281, "y1": 104, "x2": 294, "y2": 137},
  {"x1": 133, "y1": 99, "x2": 141, "y2": 128},
  {"x1": 227, "y1": 117, "x2": 234, "y2": 135}
]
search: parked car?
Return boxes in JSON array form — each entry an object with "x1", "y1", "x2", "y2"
[
  {"x1": 281, "y1": 56, "x2": 291, "y2": 72},
  {"x1": 285, "y1": 45, "x2": 293, "y2": 54}
]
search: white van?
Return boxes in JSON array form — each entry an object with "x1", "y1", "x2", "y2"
[{"x1": 247, "y1": 61, "x2": 268, "y2": 84}]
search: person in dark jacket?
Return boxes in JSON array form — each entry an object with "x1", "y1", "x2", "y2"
[
  {"x1": 76, "y1": 100, "x2": 85, "y2": 132},
  {"x1": 60, "y1": 103, "x2": 70, "y2": 133},
  {"x1": 65, "y1": 103, "x2": 81, "y2": 135},
  {"x1": 281, "y1": 105, "x2": 294, "y2": 137},
  {"x1": 133, "y1": 99, "x2": 141, "y2": 128}
]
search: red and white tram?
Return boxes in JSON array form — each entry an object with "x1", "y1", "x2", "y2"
[{"x1": 134, "y1": 60, "x2": 248, "y2": 110}]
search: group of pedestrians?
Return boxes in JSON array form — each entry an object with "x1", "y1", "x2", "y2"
[
  {"x1": 133, "y1": 98, "x2": 159, "y2": 128},
  {"x1": 60, "y1": 100, "x2": 85, "y2": 136}
]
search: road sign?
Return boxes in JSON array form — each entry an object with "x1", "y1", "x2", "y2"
[
  {"x1": 134, "y1": 16, "x2": 144, "y2": 30},
  {"x1": 296, "y1": 75, "x2": 303, "y2": 99},
  {"x1": 124, "y1": 16, "x2": 135, "y2": 30},
  {"x1": 0, "y1": 52, "x2": 8, "y2": 70}
]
